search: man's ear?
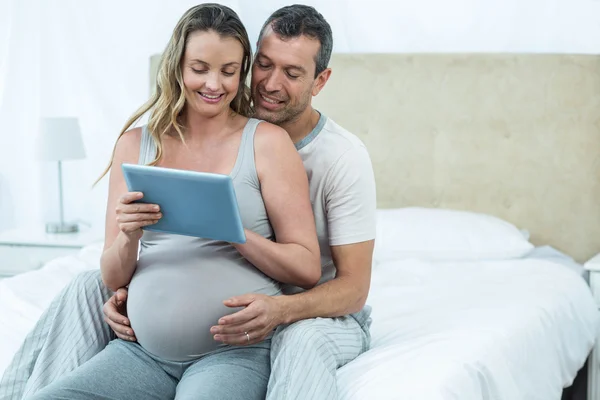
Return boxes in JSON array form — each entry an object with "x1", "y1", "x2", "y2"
[{"x1": 312, "y1": 68, "x2": 332, "y2": 97}]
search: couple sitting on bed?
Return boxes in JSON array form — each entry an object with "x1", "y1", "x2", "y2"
[{"x1": 1, "y1": 3, "x2": 376, "y2": 400}]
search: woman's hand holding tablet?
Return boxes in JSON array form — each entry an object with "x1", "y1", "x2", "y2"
[{"x1": 121, "y1": 163, "x2": 246, "y2": 243}]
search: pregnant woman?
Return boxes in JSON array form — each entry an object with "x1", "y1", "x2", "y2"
[{"x1": 28, "y1": 4, "x2": 320, "y2": 400}]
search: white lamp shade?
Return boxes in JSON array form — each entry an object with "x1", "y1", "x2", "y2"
[{"x1": 37, "y1": 117, "x2": 86, "y2": 162}]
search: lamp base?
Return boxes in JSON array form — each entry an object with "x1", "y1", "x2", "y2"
[{"x1": 45, "y1": 222, "x2": 79, "y2": 234}]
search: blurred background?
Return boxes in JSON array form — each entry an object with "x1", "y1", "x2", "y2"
[{"x1": 0, "y1": 0, "x2": 599, "y2": 235}]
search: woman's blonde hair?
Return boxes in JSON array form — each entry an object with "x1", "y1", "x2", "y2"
[{"x1": 95, "y1": 3, "x2": 253, "y2": 184}]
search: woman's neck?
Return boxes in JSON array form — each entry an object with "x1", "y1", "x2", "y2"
[{"x1": 181, "y1": 108, "x2": 235, "y2": 141}]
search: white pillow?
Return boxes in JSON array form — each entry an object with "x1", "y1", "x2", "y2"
[{"x1": 374, "y1": 207, "x2": 534, "y2": 262}]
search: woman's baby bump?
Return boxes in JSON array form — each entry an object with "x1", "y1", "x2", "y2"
[{"x1": 126, "y1": 245, "x2": 281, "y2": 362}]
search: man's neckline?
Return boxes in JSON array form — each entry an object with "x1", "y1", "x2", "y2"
[{"x1": 295, "y1": 111, "x2": 327, "y2": 151}]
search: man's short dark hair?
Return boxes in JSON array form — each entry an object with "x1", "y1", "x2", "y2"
[{"x1": 257, "y1": 4, "x2": 333, "y2": 77}]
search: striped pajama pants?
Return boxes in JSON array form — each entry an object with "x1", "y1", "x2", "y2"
[{"x1": 0, "y1": 270, "x2": 372, "y2": 400}]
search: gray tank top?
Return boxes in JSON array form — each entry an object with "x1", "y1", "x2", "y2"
[{"x1": 126, "y1": 118, "x2": 281, "y2": 362}]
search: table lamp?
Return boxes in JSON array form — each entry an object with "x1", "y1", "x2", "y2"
[{"x1": 36, "y1": 117, "x2": 86, "y2": 233}]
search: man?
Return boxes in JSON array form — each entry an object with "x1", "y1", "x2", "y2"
[{"x1": 0, "y1": 5, "x2": 376, "y2": 400}]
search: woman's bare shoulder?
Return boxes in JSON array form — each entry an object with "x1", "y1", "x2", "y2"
[
  {"x1": 253, "y1": 120, "x2": 293, "y2": 151},
  {"x1": 113, "y1": 127, "x2": 143, "y2": 163}
]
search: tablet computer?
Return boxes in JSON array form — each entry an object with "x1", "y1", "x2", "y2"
[{"x1": 121, "y1": 163, "x2": 246, "y2": 243}]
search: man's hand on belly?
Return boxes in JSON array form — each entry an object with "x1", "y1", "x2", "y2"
[
  {"x1": 211, "y1": 294, "x2": 287, "y2": 346},
  {"x1": 103, "y1": 288, "x2": 137, "y2": 342}
]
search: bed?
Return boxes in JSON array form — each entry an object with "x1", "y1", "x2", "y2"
[
  {"x1": 0, "y1": 217, "x2": 597, "y2": 400},
  {"x1": 2, "y1": 52, "x2": 600, "y2": 399}
]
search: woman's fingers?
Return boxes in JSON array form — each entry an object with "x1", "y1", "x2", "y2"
[
  {"x1": 119, "y1": 192, "x2": 144, "y2": 204},
  {"x1": 117, "y1": 203, "x2": 160, "y2": 215},
  {"x1": 117, "y1": 191, "x2": 160, "y2": 215},
  {"x1": 120, "y1": 221, "x2": 159, "y2": 233},
  {"x1": 116, "y1": 212, "x2": 162, "y2": 223}
]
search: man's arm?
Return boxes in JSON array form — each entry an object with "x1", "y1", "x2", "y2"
[
  {"x1": 212, "y1": 144, "x2": 376, "y2": 345},
  {"x1": 212, "y1": 241, "x2": 373, "y2": 345},
  {"x1": 277, "y1": 143, "x2": 377, "y2": 321},
  {"x1": 277, "y1": 240, "x2": 373, "y2": 323}
]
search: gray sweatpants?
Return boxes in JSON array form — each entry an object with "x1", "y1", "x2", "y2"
[
  {"x1": 27, "y1": 338, "x2": 271, "y2": 400},
  {"x1": 0, "y1": 269, "x2": 372, "y2": 400}
]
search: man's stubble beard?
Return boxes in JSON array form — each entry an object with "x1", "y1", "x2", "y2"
[{"x1": 251, "y1": 88, "x2": 312, "y2": 127}]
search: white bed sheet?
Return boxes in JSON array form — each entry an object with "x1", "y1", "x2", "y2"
[
  {"x1": 0, "y1": 243, "x2": 103, "y2": 375},
  {"x1": 1, "y1": 244, "x2": 599, "y2": 400},
  {"x1": 337, "y1": 256, "x2": 600, "y2": 400}
]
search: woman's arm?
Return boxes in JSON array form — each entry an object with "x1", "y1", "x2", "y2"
[
  {"x1": 100, "y1": 128, "x2": 161, "y2": 291},
  {"x1": 232, "y1": 122, "x2": 321, "y2": 289}
]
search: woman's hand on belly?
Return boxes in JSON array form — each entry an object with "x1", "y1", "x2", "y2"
[{"x1": 210, "y1": 293, "x2": 285, "y2": 345}]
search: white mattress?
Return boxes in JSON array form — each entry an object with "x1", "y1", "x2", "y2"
[
  {"x1": 338, "y1": 256, "x2": 599, "y2": 400},
  {"x1": 1, "y1": 244, "x2": 599, "y2": 400},
  {"x1": 0, "y1": 243, "x2": 103, "y2": 374}
]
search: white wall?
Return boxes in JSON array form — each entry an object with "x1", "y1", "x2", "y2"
[{"x1": 0, "y1": 0, "x2": 599, "y2": 235}]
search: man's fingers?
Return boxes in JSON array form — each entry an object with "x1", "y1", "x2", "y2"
[
  {"x1": 103, "y1": 310, "x2": 134, "y2": 336},
  {"x1": 103, "y1": 301, "x2": 137, "y2": 340},
  {"x1": 223, "y1": 294, "x2": 255, "y2": 308},
  {"x1": 211, "y1": 317, "x2": 262, "y2": 336},
  {"x1": 115, "y1": 288, "x2": 128, "y2": 304},
  {"x1": 214, "y1": 331, "x2": 267, "y2": 346},
  {"x1": 218, "y1": 306, "x2": 259, "y2": 325},
  {"x1": 103, "y1": 299, "x2": 130, "y2": 326},
  {"x1": 103, "y1": 316, "x2": 136, "y2": 341}
]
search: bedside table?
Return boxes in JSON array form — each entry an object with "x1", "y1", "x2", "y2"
[
  {"x1": 0, "y1": 227, "x2": 103, "y2": 278},
  {"x1": 584, "y1": 254, "x2": 600, "y2": 400}
]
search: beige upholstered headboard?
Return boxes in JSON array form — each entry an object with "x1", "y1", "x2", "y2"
[{"x1": 150, "y1": 53, "x2": 600, "y2": 262}]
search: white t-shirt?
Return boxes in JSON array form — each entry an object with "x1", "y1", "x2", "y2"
[{"x1": 282, "y1": 113, "x2": 377, "y2": 295}]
